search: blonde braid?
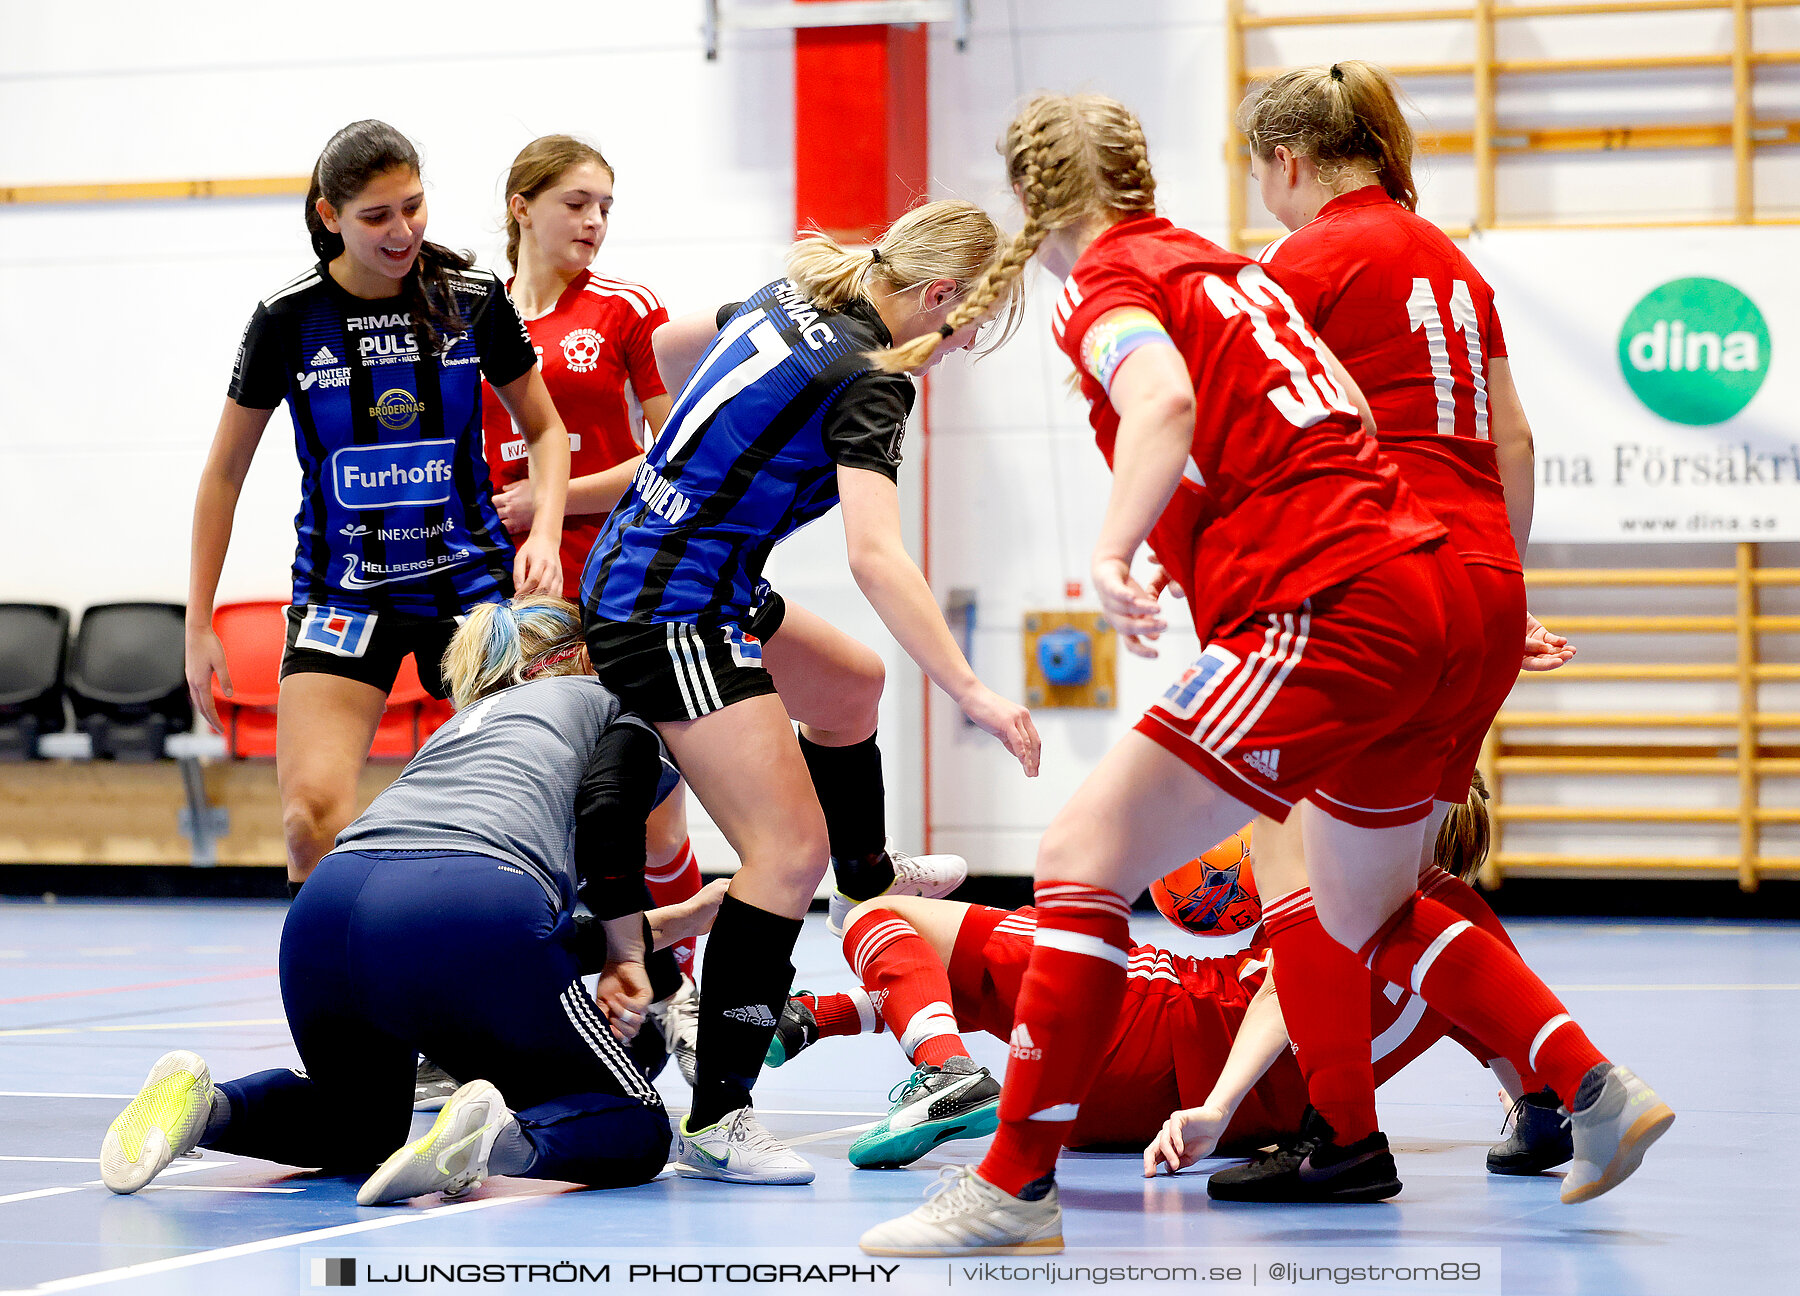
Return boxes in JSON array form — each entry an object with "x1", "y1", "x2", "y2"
[{"x1": 869, "y1": 114, "x2": 1063, "y2": 375}]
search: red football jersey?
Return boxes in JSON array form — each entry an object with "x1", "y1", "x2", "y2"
[
  {"x1": 1053, "y1": 215, "x2": 1444, "y2": 641},
  {"x1": 1161, "y1": 941, "x2": 1458, "y2": 1150},
  {"x1": 482, "y1": 269, "x2": 669, "y2": 597},
  {"x1": 1262, "y1": 189, "x2": 1519, "y2": 572}
]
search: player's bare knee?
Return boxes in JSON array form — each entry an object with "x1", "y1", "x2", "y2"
[
  {"x1": 281, "y1": 785, "x2": 350, "y2": 859},
  {"x1": 1035, "y1": 822, "x2": 1111, "y2": 891},
  {"x1": 846, "y1": 649, "x2": 885, "y2": 730},
  {"x1": 644, "y1": 815, "x2": 689, "y2": 868},
  {"x1": 807, "y1": 647, "x2": 884, "y2": 742},
  {"x1": 1311, "y1": 897, "x2": 1380, "y2": 954},
  {"x1": 742, "y1": 822, "x2": 830, "y2": 896}
]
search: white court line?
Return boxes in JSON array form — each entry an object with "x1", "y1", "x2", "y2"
[
  {"x1": 786, "y1": 1120, "x2": 878, "y2": 1147},
  {"x1": 0, "y1": 1093, "x2": 134, "y2": 1101},
  {"x1": 0, "y1": 1158, "x2": 223, "y2": 1171},
  {"x1": 0, "y1": 1156, "x2": 101, "y2": 1164},
  {"x1": 3, "y1": 1192, "x2": 531, "y2": 1295},
  {"x1": 0, "y1": 1188, "x2": 80, "y2": 1207},
  {"x1": 0, "y1": 1159, "x2": 224, "y2": 1207}
]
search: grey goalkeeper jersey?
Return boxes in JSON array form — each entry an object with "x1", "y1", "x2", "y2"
[{"x1": 331, "y1": 675, "x2": 668, "y2": 909}]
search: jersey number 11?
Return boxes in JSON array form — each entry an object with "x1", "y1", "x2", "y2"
[{"x1": 1406, "y1": 277, "x2": 1490, "y2": 440}]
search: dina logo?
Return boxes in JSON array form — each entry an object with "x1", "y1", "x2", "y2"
[{"x1": 1619, "y1": 277, "x2": 1769, "y2": 426}]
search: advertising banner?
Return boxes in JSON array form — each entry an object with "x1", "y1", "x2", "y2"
[{"x1": 1467, "y1": 227, "x2": 1788, "y2": 543}]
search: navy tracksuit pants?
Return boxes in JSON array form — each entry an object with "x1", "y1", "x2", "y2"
[{"x1": 206, "y1": 849, "x2": 669, "y2": 1188}]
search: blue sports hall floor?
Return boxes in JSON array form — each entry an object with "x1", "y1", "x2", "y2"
[{"x1": 1, "y1": 898, "x2": 1794, "y2": 1296}]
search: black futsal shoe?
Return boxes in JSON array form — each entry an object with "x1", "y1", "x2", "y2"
[
  {"x1": 764, "y1": 994, "x2": 821, "y2": 1068},
  {"x1": 1207, "y1": 1106, "x2": 1402, "y2": 1203},
  {"x1": 1487, "y1": 1087, "x2": 1573, "y2": 1175}
]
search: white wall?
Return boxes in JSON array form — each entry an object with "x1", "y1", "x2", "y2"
[
  {"x1": 3, "y1": 0, "x2": 1796, "y2": 875},
  {"x1": 920, "y1": 0, "x2": 1800, "y2": 873}
]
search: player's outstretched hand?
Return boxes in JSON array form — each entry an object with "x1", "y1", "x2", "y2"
[
  {"x1": 1142, "y1": 1103, "x2": 1230, "y2": 1177},
  {"x1": 514, "y1": 534, "x2": 563, "y2": 598},
  {"x1": 1522, "y1": 610, "x2": 1575, "y2": 672},
  {"x1": 960, "y1": 685, "x2": 1042, "y2": 778},
  {"x1": 493, "y1": 478, "x2": 536, "y2": 533},
  {"x1": 1094, "y1": 556, "x2": 1167, "y2": 658},
  {"x1": 596, "y1": 959, "x2": 653, "y2": 1043},
  {"x1": 185, "y1": 624, "x2": 232, "y2": 735}
]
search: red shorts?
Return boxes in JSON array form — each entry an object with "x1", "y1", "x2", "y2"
[
  {"x1": 946, "y1": 904, "x2": 1307, "y2": 1150},
  {"x1": 1436, "y1": 561, "x2": 1526, "y2": 803},
  {"x1": 1136, "y1": 545, "x2": 1481, "y2": 828}
]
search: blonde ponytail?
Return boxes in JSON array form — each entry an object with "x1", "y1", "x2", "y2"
[
  {"x1": 785, "y1": 234, "x2": 883, "y2": 313},
  {"x1": 1237, "y1": 60, "x2": 1418, "y2": 211},
  {"x1": 441, "y1": 595, "x2": 589, "y2": 711},
  {"x1": 873, "y1": 93, "x2": 1159, "y2": 375},
  {"x1": 779, "y1": 200, "x2": 1024, "y2": 376},
  {"x1": 1433, "y1": 769, "x2": 1494, "y2": 884}
]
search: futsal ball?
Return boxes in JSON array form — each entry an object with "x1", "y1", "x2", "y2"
[{"x1": 1150, "y1": 826, "x2": 1260, "y2": 936}]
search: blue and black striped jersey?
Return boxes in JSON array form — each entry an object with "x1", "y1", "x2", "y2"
[
  {"x1": 581, "y1": 280, "x2": 914, "y2": 626},
  {"x1": 229, "y1": 262, "x2": 537, "y2": 617}
]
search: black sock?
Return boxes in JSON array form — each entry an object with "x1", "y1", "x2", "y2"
[
  {"x1": 647, "y1": 941, "x2": 684, "y2": 1002},
  {"x1": 570, "y1": 912, "x2": 607, "y2": 974},
  {"x1": 286, "y1": 880, "x2": 303, "y2": 901},
  {"x1": 797, "y1": 731, "x2": 891, "y2": 899},
  {"x1": 1016, "y1": 1171, "x2": 1056, "y2": 1201},
  {"x1": 689, "y1": 893, "x2": 802, "y2": 1129},
  {"x1": 831, "y1": 850, "x2": 895, "y2": 901}
]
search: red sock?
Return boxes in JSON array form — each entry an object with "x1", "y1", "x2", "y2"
[
  {"x1": 978, "y1": 882, "x2": 1132, "y2": 1197},
  {"x1": 797, "y1": 991, "x2": 879, "y2": 1038},
  {"x1": 1418, "y1": 868, "x2": 1547, "y2": 1090},
  {"x1": 1262, "y1": 888, "x2": 1378, "y2": 1143},
  {"x1": 1362, "y1": 892, "x2": 1607, "y2": 1107},
  {"x1": 843, "y1": 911, "x2": 970, "y2": 1068},
  {"x1": 646, "y1": 838, "x2": 702, "y2": 977}
]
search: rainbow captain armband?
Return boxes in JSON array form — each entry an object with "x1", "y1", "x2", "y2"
[{"x1": 1079, "y1": 307, "x2": 1175, "y2": 394}]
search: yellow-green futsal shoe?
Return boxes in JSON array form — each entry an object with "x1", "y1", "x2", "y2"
[{"x1": 101, "y1": 1050, "x2": 213, "y2": 1194}]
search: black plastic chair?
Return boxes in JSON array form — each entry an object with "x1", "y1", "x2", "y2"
[
  {"x1": 66, "y1": 602, "x2": 192, "y2": 761},
  {"x1": 0, "y1": 604, "x2": 71, "y2": 759}
]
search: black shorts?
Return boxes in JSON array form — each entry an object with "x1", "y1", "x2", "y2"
[
  {"x1": 280, "y1": 604, "x2": 465, "y2": 699},
  {"x1": 585, "y1": 592, "x2": 787, "y2": 722}
]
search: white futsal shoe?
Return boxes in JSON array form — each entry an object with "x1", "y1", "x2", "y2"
[
  {"x1": 358, "y1": 1079, "x2": 512, "y2": 1206},
  {"x1": 647, "y1": 975, "x2": 702, "y2": 1087},
  {"x1": 860, "y1": 1166, "x2": 1063, "y2": 1256},
  {"x1": 673, "y1": 1106, "x2": 815, "y2": 1184},
  {"x1": 827, "y1": 850, "x2": 969, "y2": 937},
  {"x1": 101, "y1": 1050, "x2": 214, "y2": 1194},
  {"x1": 1561, "y1": 1064, "x2": 1675, "y2": 1204}
]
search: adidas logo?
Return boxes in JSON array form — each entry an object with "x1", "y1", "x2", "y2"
[
  {"x1": 1009, "y1": 1022, "x2": 1040, "y2": 1061},
  {"x1": 311, "y1": 345, "x2": 338, "y2": 366},
  {"x1": 723, "y1": 1004, "x2": 777, "y2": 1028},
  {"x1": 1243, "y1": 748, "x2": 1281, "y2": 780}
]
